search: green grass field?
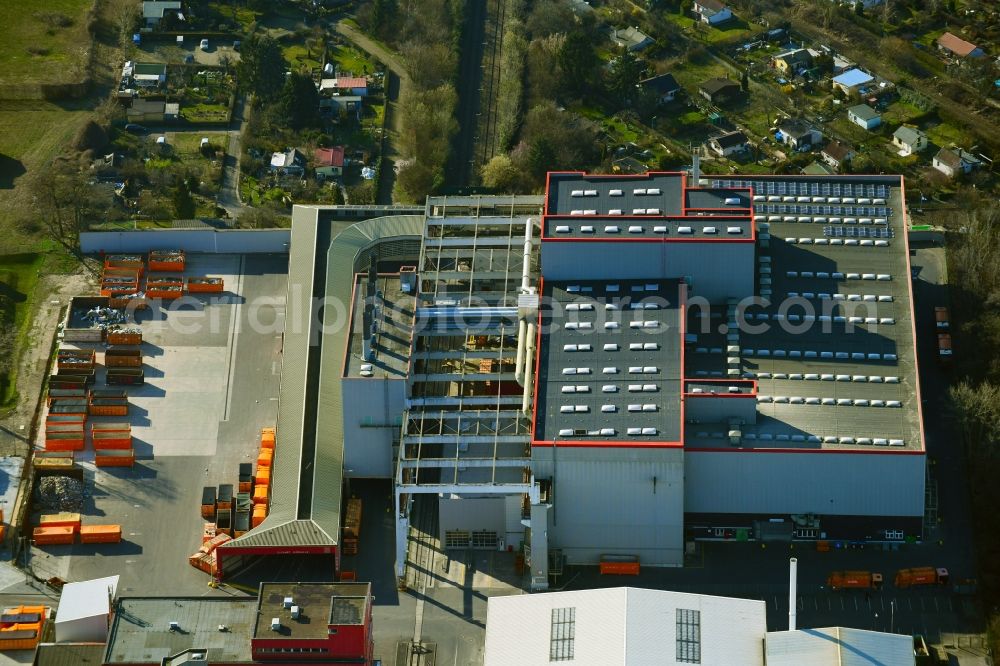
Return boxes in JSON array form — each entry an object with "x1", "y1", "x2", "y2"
[
  {"x1": 330, "y1": 44, "x2": 378, "y2": 77},
  {"x1": 0, "y1": 253, "x2": 43, "y2": 409},
  {"x1": 0, "y1": 0, "x2": 94, "y2": 86},
  {"x1": 0, "y1": 101, "x2": 92, "y2": 252}
]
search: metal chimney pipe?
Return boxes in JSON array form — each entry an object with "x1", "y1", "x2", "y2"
[{"x1": 788, "y1": 557, "x2": 798, "y2": 631}]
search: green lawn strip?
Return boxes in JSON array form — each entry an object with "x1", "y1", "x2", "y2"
[
  {"x1": 0, "y1": 253, "x2": 43, "y2": 409},
  {"x1": 330, "y1": 44, "x2": 377, "y2": 76}
]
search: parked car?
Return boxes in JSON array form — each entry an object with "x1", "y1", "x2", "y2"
[
  {"x1": 233, "y1": 40, "x2": 241, "y2": 51},
  {"x1": 124, "y1": 124, "x2": 147, "y2": 135},
  {"x1": 183, "y1": 54, "x2": 194, "y2": 64},
  {"x1": 199, "y1": 38, "x2": 209, "y2": 51}
]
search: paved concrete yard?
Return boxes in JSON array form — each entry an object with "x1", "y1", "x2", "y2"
[{"x1": 27, "y1": 254, "x2": 288, "y2": 596}]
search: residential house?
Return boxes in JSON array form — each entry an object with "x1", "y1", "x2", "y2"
[
  {"x1": 638, "y1": 73, "x2": 681, "y2": 104},
  {"x1": 937, "y1": 32, "x2": 984, "y2": 59},
  {"x1": 608, "y1": 26, "x2": 654, "y2": 52},
  {"x1": 131, "y1": 62, "x2": 167, "y2": 88},
  {"x1": 777, "y1": 119, "x2": 822, "y2": 151},
  {"x1": 707, "y1": 130, "x2": 750, "y2": 157},
  {"x1": 847, "y1": 103, "x2": 881, "y2": 130},
  {"x1": 698, "y1": 77, "x2": 741, "y2": 104},
  {"x1": 567, "y1": 0, "x2": 594, "y2": 15},
  {"x1": 142, "y1": 1, "x2": 182, "y2": 28},
  {"x1": 831, "y1": 68, "x2": 874, "y2": 96},
  {"x1": 772, "y1": 49, "x2": 813, "y2": 76},
  {"x1": 932, "y1": 147, "x2": 982, "y2": 178},
  {"x1": 270, "y1": 148, "x2": 306, "y2": 177},
  {"x1": 321, "y1": 95, "x2": 363, "y2": 121},
  {"x1": 314, "y1": 146, "x2": 346, "y2": 180},
  {"x1": 831, "y1": 53, "x2": 854, "y2": 74},
  {"x1": 821, "y1": 140, "x2": 855, "y2": 171},
  {"x1": 126, "y1": 99, "x2": 179, "y2": 123},
  {"x1": 693, "y1": 0, "x2": 733, "y2": 25},
  {"x1": 892, "y1": 125, "x2": 928, "y2": 156},
  {"x1": 319, "y1": 77, "x2": 368, "y2": 97}
]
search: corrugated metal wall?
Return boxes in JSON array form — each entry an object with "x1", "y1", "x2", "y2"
[
  {"x1": 532, "y1": 447, "x2": 685, "y2": 566},
  {"x1": 540, "y1": 242, "x2": 754, "y2": 302},
  {"x1": 438, "y1": 496, "x2": 507, "y2": 544},
  {"x1": 341, "y1": 377, "x2": 406, "y2": 478},
  {"x1": 80, "y1": 229, "x2": 291, "y2": 253},
  {"x1": 685, "y1": 450, "x2": 925, "y2": 516}
]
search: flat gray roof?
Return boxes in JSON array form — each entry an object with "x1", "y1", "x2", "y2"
[
  {"x1": 254, "y1": 583, "x2": 371, "y2": 639},
  {"x1": 685, "y1": 187, "x2": 752, "y2": 210},
  {"x1": 546, "y1": 172, "x2": 685, "y2": 221},
  {"x1": 344, "y1": 273, "x2": 414, "y2": 378},
  {"x1": 687, "y1": 175, "x2": 921, "y2": 452},
  {"x1": 534, "y1": 279, "x2": 683, "y2": 444},
  {"x1": 105, "y1": 598, "x2": 256, "y2": 664},
  {"x1": 545, "y1": 216, "x2": 753, "y2": 239}
]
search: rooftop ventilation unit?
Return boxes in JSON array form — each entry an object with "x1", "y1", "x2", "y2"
[
  {"x1": 271, "y1": 618, "x2": 281, "y2": 631},
  {"x1": 283, "y1": 597, "x2": 294, "y2": 609},
  {"x1": 169, "y1": 621, "x2": 180, "y2": 632},
  {"x1": 291, "y1": 606, "x2": 301, "y2": 620}
]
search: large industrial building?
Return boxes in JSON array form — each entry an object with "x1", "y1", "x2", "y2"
[{"x1": 219, "y1": 169, "x2": 926, "y2": 589}]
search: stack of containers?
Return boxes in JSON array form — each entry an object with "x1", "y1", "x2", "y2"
[
  {"x1": 49, "y1": 372, "x2": 92, "y2": 390},
  {"x1": 94, "y1": 447, "x2": 134, "y2": 467},
  {"x1": 33, "y1": 512, "x2": 80, "y2": 546},
  {"x1": 79, "y1": 525, "x2": 122, "y2": 544},
  {"x1": 252, "y1": 428, "x2": 275, "y2": 527},
  {"x1": 91, "y1": 422, "x2": 131, "y2": 450},
  {"x1": 201, "y1": 487, "x2": 216, "y2": 519},
  {"x1": 44, "y1": 412, "x2": 86, "y2": 452},
  {"x1": 88, "y1": 389, "x2": 129, "y2": 417},
  {"x1": 216, "y1": 484, "x2": 233, "y2": 537},
  {"x1": 100, "y1": 269, "x2": 141, "y2": 298},
  {"x1": 103, "y1": 255, "x2": 144, "y2": 305},
  {"x1": 185, "y1": 277, "x2": 224, "y2": 293},
  {"x1": 342, "y1": 498, "x2": 362, "y2": 556},
  {"x1": 34, "y1": 451, "x2": 75, "y2": 473},
  {"x1": 31, "y1": 526, "x2": 74, "y2": 546},
  {"x1": 234, "y1": 490, "x2": 251, "y2": 538},
  {"x1": 0, "y1": 606, "x2": 48, "y2": 651},
  {"x1": 202, "y1": 522, "x2": 217, "y2": 543},
  {"x1": 106, "y1": 367, "x2": 143, "y2": 385},
  {"x1": 107, "y1": 328, "x2": 142, "y2": 345},
  {"x1": 188, "y1": 532, "x2": 229, "y2": 576},
  {"x1": 148, "y1": 250, "x2": 185, "y2": 272},
  {"x1": 57, "y1": 349, "x2": 96, "y2": 372},
  {"x1": 145, "y1": 274, "x2": 183, "y2": 300}
]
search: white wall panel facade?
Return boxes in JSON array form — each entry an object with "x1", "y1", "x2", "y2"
[
  {"x1": 532, "y1": 446, "x2": 685, "y2": 566},
  {"x1": 685, "y1": 450, "x2": 925, "y2": 517},
  {"x1": 340, "y1": 377, "x2": 406, "y2": 477},
  {"x1": 80, "y1": 229, "x2": 291, "y2": 253}
]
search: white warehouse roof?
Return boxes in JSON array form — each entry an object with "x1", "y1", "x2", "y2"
[
  {"x1": 484, "y1": 587, "x2": 767, "y2": 666},
  {"x1": 766, "y1": 627, "x2": 915, "y2": 666}
]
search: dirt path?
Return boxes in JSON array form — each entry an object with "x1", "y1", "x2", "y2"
[
  {"x1": 0, "y1": 268, "x2": 97, "y2": 457},
  {"x1": 335, "y1": 21, "x2": 409, "y2": 204}
]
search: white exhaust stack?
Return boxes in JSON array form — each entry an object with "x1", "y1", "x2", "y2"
[{"x1": 788, "y1": 557, "x2": 798, "y2": 631}]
